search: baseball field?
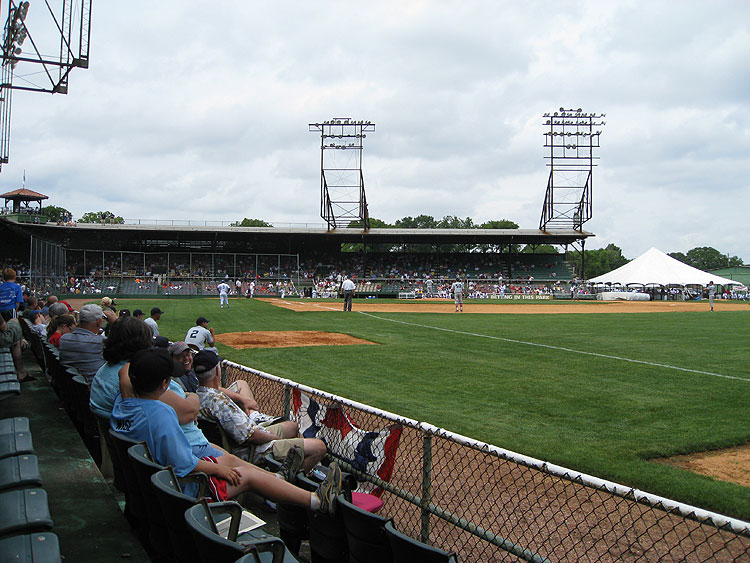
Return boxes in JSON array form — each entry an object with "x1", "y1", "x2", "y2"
[{"x1": 89, "y1": 295, "x2": 750, "y2": 520}]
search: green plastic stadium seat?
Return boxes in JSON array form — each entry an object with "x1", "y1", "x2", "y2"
[
  {"x1": 384, "y1": 521, "x2": 458, "y2": 563},
  {"x1": 0, "y1": 348, "x2": 15, "y2": 377},
  {"x1": 0, "y1": 372, "x2": 18, "y2": 384},
  {"x1": 0, "y1": 381, "x2": 21, "y2": 398},
  {"x1": 336, "y1": 493, "x2": 393, "y2": 563},
  {"x1": 0, "y1": 488, "x2": 53, "y2": 536},
  {"x1": 0, "y1": 532, "x2": 61, "y2": 562},
  {"x1": 107, "y1": 429, "x2": 146, "y2": 532},
  {"x1": 184, "y1": 499, "x2": 297, "y2": 563},
  {"x1": 0, "y1": 432, "x2": 34, "y2": 460},
  {"x1": 0, "y1": 454, "x2": 42, "y2": 491},
  {"x1": 0, "y1": 417, "x2": 30, "y2": 435},
  {"x1": 150, "y1": 467, "x2": 210, "y2": 563},
  {"x1": 127, "y1": 443, "x2": 170, "y2": 561}
]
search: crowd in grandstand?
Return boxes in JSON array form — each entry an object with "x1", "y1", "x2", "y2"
[{"x1": 8, "y1": 251, "x2": 748, "y2": 301}]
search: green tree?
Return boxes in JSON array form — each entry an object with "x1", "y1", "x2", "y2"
[
  {"x1": 479, "y1": 219, "x2": 519, "y2": 230},
  {"x1": 394, "y1": 215, "x2": 438, "y2": 229},
  {"x1": 522, "y1": 244, "x2": 558, "y2": 254},
  {"x1": 229, "y1": 218, "x2": 273, "y2": 227},
  {"x1": 685, "y1": 247, "x2": 741, "y2": 270},
  {"x1": 41, "y1": 205, "x2": 72, "y2": 222},
  {"x1": 436, "y1": 215, "x2": 474, "y2": 229},
  {"x1": 578, "y1": 244, "x2": 629, "y2": 279},
  {"x1": 668, "y1": 251, "x2": 689, "y2": 264},
  {"x1": 79, "y1": 211, "x2": 124, "y2": 224}
]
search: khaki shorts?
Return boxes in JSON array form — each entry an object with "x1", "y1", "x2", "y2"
[{"x1": 265, "y1": 423, "x2": 305, "y2": 461}]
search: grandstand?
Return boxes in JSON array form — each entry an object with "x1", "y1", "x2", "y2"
[{"x1": 1, "y1": 218, "x2": 582, "y2": 299}]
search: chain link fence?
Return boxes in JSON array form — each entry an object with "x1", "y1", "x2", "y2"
[{"x1": 224, "y1": 361, "x2": 750, "y2": 562}]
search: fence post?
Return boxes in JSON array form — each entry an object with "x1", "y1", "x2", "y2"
[
  {"x1": 421, "y1": 431, "x2": 433, "y2": 544},
  {"x1": 283, "y1": 385, "x2": 291, "y2": 419}
]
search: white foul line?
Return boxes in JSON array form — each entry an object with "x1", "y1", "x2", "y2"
[{"x1": 356, "y1": 311, "x2": 749, "y2": 383}]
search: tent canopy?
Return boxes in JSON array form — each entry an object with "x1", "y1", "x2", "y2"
[{"x1": 590, "y1": 247, "x2": 742, "y2": 287}]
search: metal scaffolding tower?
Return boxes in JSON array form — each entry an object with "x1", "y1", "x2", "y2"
[
  {"x1": 0, "y1": 0, "x2": 92, "y2": 169},
  {"x1": 539, "y1": 107, "x2": 605, "y2": 231},
  {"x1": 309, "y1": 117, "x2": 375, "y2": 230}
]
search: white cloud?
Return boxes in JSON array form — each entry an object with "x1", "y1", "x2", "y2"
[{"x1": 3, "y1": 0, "x2": 749, "y2": 261}]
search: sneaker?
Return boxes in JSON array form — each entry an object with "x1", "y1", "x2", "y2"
[
  {"x1": 276, "y1": 445, "x2": 304, "y2": 483},
  {"x1": 316, "y1": 461, "x2": 342, "y2": 515}
]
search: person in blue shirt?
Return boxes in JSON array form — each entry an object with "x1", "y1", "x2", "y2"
[
  {"x1": 110, "y1": 347, "x2": 341, "y2": 513},
  {"x1": 0, "y1": 268, "x2": 24, "y2": 316}
]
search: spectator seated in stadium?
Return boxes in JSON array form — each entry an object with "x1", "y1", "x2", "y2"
[
  {"x1": 38, "y1": 295, "x2": 58, "y2": 319},
  {"x1": 193, "y1": 350, "x2": 326, "y2": 472},
  {"x1": 46, "y1": 313, "x2": 75, "y2": 348},
  {"x1": 112, "y1": 347, "x2": 342, "y2": 512},
  {"x1": 59, "y1": 304, "x2": 116, "y2": 378},
  {"x1": 21, "y1": 297, "x2": 46, "y2": 339},
  {"x1": 184, "y1": 316, "x2": 218, "y2": 354},
  {"x1": 0, "y1": 309, "x2": 28, "y2": 379},
  {"x1": 169, "y1": 342, "x2": 258, "y2": 413},
  {"x1": 132, "y1": 309, "x2": 144, "y2": 321},
  {"x1": 90, "y1": 316, "x2": 155, "y2": 419}
]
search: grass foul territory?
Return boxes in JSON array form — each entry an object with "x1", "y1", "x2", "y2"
[{"x1": 110, "y1": 296, "x2": 750, "y2": 520}]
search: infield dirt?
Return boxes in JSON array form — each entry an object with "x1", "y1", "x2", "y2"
[{"x1": 262, "y1": 297, "x2": 749, "y2": 314}]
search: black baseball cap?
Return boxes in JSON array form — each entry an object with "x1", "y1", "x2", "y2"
[
  {"x1": 129, "y1": 348, "x2": 173, "y2": 394},
  {"x1": 150, "y1": 307, "x2": 164, "y2": 316},
  {"x1": 133, "y1": 309, "x2": 144, "y2": 317},
  {"x1": 193, "y1": 350, "x2": 222, "y2": 374},
  {"x1": 196, "y1": 316, "x2": 210, "y2": 325}
]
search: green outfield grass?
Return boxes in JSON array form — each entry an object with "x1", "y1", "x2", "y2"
[{"x1": 117, "y1": 296, "x2": 750, "y2": 519}]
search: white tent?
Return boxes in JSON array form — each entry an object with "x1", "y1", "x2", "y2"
[{"x1": 589, "y1": 247, "x2": 742, "y2": 287}]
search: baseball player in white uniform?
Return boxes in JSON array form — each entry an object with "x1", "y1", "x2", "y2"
[
  {"x1": 451, "y1": 278, "x2": 464, "y2": 312},
  {"x1": 185, "y1": 316, "x2": 218, "y2": 353},
  {"x1": 217, "y1": 281, "x2": 231, "y2": 308}
]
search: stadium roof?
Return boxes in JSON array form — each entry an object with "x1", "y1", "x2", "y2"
[
  {"x1": 61, "y1": 223, "x2": 593, "y2": 245},
  {"x1": 0, "y1": 217, "x2": 593, "y2": 253},
  {"x1": 1, "y1": 188, "x2": 48, "y2": 200}
]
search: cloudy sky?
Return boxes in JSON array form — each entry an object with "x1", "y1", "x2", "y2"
[{"x1": 4, "y1": 1, "x2": 749, "y2": 261}]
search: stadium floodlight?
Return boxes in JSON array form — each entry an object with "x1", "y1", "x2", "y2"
[
  {"x1": 309, "y1": 117, "x2": 376, "y2": 231},
  {"x1": 539, "y1": 107, "x2": 605, "y2": 232},
  {"x1": 0, "y1": 0, "x2": 92, "y2": 171}
]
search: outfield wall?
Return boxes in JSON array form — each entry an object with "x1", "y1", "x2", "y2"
[{"x1": 223, "y1": 361, "x2": 750, "y2": 562}]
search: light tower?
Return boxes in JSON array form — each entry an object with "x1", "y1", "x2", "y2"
[
  {"x1": 0, "y1": 0, "x2": 92, "y2": 170},
  {"x1": 309, "y1": 117, "x2": 375, "y2": 230},
  {"x1": 539, "y1": 107, "x2": 605, "y2": 231}
]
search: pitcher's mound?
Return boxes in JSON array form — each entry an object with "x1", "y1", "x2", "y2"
[{"x1": 215, "y1": 331, "x2": 376, "y2": 349}]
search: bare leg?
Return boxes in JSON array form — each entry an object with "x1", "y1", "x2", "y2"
[
  {"x1": 217, "y1": 455, "x2": 313, "y2": 506},
  {"x1": 302, "y1": 438, "x2": 326, "y2": 472},
  {"x1": 10, "y1": 341, "x2": 27, "y2": 379}
]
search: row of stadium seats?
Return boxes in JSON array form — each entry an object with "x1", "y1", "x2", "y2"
[{"x1": 0, "y1": 417, "x2": 62, "y2": 560}]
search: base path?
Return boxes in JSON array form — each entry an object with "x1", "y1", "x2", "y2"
[{"x1": 263, "y1": 298, "x2": 750, "y2": 314}]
